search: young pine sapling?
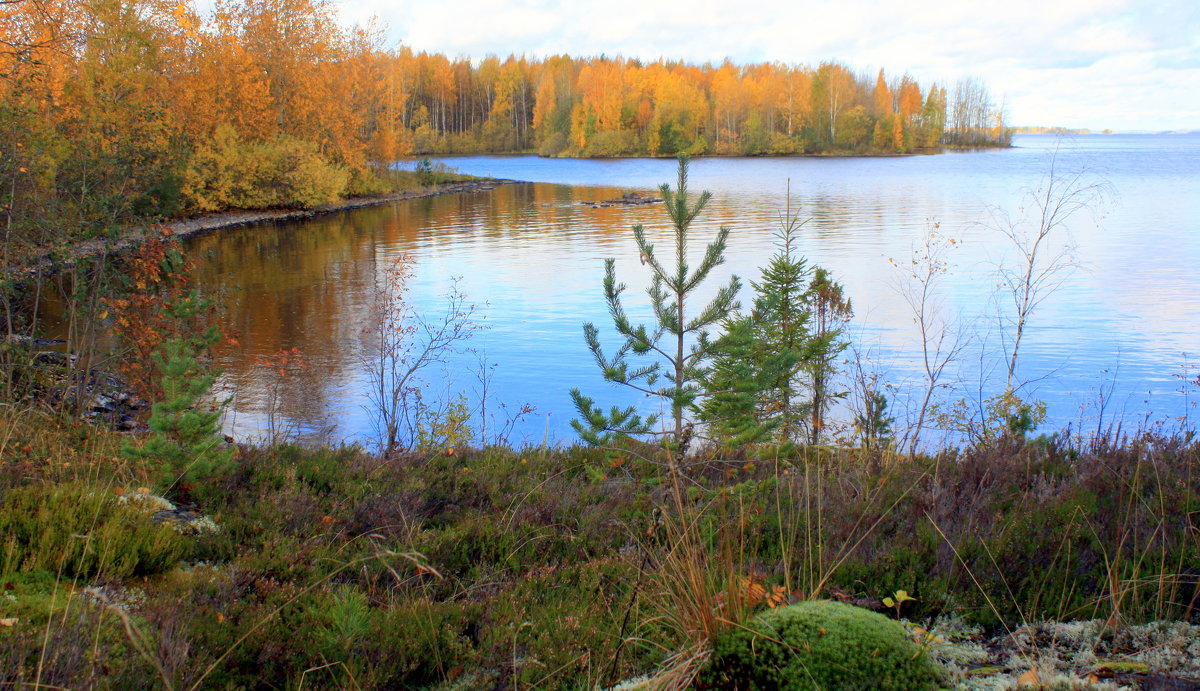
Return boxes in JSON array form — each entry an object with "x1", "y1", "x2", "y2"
[{"x1": 571, "y1": 156, "x2": 740, "y2": 457}]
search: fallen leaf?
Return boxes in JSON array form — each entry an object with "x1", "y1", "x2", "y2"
[{"x1": 0, "y1": 618, "x2": 17, "y2": 627}]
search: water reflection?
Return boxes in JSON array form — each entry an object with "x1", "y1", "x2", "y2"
[{"x1": 190, "y1": 135, "x2": 1200, "y2": 446}]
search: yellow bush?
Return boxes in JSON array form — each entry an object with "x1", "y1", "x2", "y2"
[{"x1": 182, "y1": 126, "x2": 348, "y2": 211}]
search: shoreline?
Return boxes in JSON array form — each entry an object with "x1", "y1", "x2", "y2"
[
  {"x1": 4, "y1": 178, "x2": 523, "y2": 275},
  {"x1": 159, "y1": 178, "x2": 522, "y2": 242},
  {"x1": 430, "y1": 144, "x2": 1011, "y2": 161}
]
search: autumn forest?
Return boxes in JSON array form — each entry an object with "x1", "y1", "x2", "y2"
[{"x1": 1, "y1": 0, "x2": 1011, "y2": 244}]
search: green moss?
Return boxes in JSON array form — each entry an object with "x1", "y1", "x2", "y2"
[
  {"x1": 0, "y1": 571, "x2": 78, "y2": 621},
  {"x1": 697, "y1": 601, "x2": 944, "y2": 690}
]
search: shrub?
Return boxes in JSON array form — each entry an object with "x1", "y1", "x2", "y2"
[
  {"x1": 345, "y1": 165, "x2": 394, "y2": 196},
  {"x1": 0, "y1": 482, "x2": 185, "y2": 581},
  {"x1": 259, "y1": 136, "x2": 347, "y2": 208},
  {"x1": 182, "y1": 125, "x2": 347, "y2": 211},
  {"x1": 415, "y1": 392, "x2": 474, "y2": 452},
  {"x1": 537, "y1": 130, "x2": 569, "y2": 157},
  {"x1": 180, "y1": 125, "x2": 259, "y2": 211},
  {"x1": 697, "y1": 600, "x2": 944, "y2": 690},
  {"x1": 586, "y1": 129, "x2": 637, "y2": 156},
  {"x1": 0, "y1": 599, "x2": 142, "y2": 688}
]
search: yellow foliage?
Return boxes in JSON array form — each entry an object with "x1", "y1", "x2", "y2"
[{"x1": 182, "y1": 126, "x2": 347, "y2": 211}]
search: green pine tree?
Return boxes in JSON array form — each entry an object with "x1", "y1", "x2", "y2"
[
  {"x1": 699, "y1": 194, "x2": 854, "y2": 448},
  {"x1": 571, "y1": 156, "x2": 740, "y2": 455}
]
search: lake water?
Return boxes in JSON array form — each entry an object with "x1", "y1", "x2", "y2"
[{"x1": 189, "y1": 134, "x2": 1200, "y2": 448}]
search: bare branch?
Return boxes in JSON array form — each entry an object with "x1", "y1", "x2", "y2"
[{"x1": 987, "y1": 147, "x2": 1110, "y2": 390}]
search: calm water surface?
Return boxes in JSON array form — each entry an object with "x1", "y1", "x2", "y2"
[{"x1": 189, "y1": 134, "x2": 1200, "y2": 446}]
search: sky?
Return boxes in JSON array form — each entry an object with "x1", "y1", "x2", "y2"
[{"x1": 326, "y1": 0, "x2": 1199, "y2": 132}]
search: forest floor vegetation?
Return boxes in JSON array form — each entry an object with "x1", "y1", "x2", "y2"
[{"x1": 1, "y1": 404, "x2": 1196, "y2": 689}]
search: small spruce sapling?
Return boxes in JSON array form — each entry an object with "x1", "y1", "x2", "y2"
[
  {"x1": 805, "y1": 267, "x2": 853, "y2": 444},
  {"x1": 854, "y1": 387, "x2": 895, "y2": 451},
  {"x1": 697, "y1": 313, "x2": 781, "y2": 448},
  {"x1": 415, "y1": 157, "x2": 435, "y2": 187},
  {"x1": 699, "y1": 200, "x2": 811, "y2": 447},
  {"x1": 699, "y1": 192, "x2": 854, "y2": 448},
  {"x1": 123, "y1": 291, "x2": 231, "y2": 493},
  {"x1": 749, "y1": 218, "x2": 812, "y2": 442}
]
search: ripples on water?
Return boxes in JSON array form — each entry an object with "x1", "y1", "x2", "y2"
[{"x1": 188, "y1": 134, "x2": 1200, "y2": 447}]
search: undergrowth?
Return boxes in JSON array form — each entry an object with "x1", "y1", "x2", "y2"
[{"x1": 0, "y1": 406, "x2": 1196, "y2": 688}]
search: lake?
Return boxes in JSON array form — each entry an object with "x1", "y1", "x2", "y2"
[{"x1": 188, "y1": 134, "x2": 1200, "y2": 448}]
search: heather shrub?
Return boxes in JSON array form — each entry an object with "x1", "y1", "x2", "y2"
[
  {"x1": 0, "y1": 482, "x2": 185, "y2": 580},
  {"x1": 0, "y1": 601, "x2": 145, "y2": 688}
]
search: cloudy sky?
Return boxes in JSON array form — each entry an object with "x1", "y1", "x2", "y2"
[{"x1": 328, "y1": 0, "x2": 1198, "y2": 132}]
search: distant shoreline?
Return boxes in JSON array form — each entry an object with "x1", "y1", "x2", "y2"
[
  {"x1": 1012, "y1": 129, "x2": 1199, "y2": 136},
  {"x1": 427, "y1": 145, "x2": 1010, "y2": 162}
]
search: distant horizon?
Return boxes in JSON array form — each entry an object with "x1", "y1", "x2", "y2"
[{"x1": 1012, "y1": 127, "x2": 1200, "y2": 135}]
